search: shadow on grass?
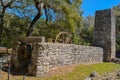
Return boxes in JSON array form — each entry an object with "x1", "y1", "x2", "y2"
[{"x1": 2, "y1": 64, "x2": 34, "y2": 77}]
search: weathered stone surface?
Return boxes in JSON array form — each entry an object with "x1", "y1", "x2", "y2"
[
  {"x1": 85, "y1": 77, "x2": 92, "y2": 80},
  {"x1": 93, "y1": 9, "x2": 116, "y2": 61},
  {"x1": 106, "y1": 77, "x2": 112, "y2": 80},
  {"x1": 28, "y1": 43, "x2": 103, "y2": 76},
  {"x1": 90, "y1": 71, "x2": 99, "y2": 77},
  {"x1": 116, "y1": 71, "x2": 120, "y2": 78},
  {"x1": 86, "y1": 70, "x2": 120, "y2": 80},
  {"x1": 21, "y1": 36, "x2": 45, "y2": 43},
  {"x1": 111, "y1": 58, "x2": 120, "y2": 64},
  {"x1": 12, "y1": 8, "x2": 118, "y2": 77},
  {"x1": 0, "y1": 47, "x2": 8, "y2": 53}
]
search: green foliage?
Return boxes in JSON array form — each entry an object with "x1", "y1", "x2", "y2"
[
  {"x1": 0, "y1": 0, "x2": 84, "y2": 47},
  {"x1": 1, "y1": 14, "x2": 30, "y2": 47},
  {"x1": 79, "y1": 27, "x2": 93, "y2": 45},
  {"x1": 79, "y1": 16, "x2": 94, "y2": 46},
  {"x1": 60, "y1": 3, "x2": 82, "y2": 44},
  {"x1": 31, "y1": 0, "x2": 83, "y2": 44},
  {"x1": 0, "y1": 0, "x2": 94, "y2": 46}
]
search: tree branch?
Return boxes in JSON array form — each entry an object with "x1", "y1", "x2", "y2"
[
  {"x1": 45, "y1": 2, "x2": 57, "y2": 12},
  {"x1": 0, "y1": 0, "x2": 4, "y2": 7},
  {"x1": 5, "y1": 0, "x2": 14, "y2": 9},
  {"x1": 26, "y1": 0, "x2": 58, "y2": 36},
  {"x1": 44, "y1": 5, "x2": 48, "y2": 24},
  {"x1": 26, "y1": 0, "x2": 43, "y2": 36}
]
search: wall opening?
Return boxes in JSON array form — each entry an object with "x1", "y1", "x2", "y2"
[{"x1": 17, "y1": 43, "x2": 32, "y2": 71}]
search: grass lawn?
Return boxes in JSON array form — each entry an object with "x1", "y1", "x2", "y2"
[
  {"x1": 0, "y1": 62, "x2": 120, "y2": 80},
  {"x1": 24, "y1": 62, "x2": 120, "y2": 80}
]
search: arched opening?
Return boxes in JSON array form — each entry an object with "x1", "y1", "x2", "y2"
[{"x1": 17, "y1": 44, "x2": 32, "y2": 71}]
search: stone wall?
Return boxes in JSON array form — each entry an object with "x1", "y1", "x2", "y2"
[
  {"x1": 12, "y1": 9, "x2": 116, "y2": 77},
  {"x1": 28, "y1": 43, "x2": 103, "y2": 76},
  {"x1": 93, "y1": 9, "x2": 116, "y2": 61}
]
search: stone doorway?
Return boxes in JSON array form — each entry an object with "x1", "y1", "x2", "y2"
[{"x1": 17, "y1": 43, "x2": 32, "y2": 71}]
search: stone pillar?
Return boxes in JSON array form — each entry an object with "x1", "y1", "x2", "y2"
[{"x1": 93, "y1": 9, "x2": 116, "y2": 61}]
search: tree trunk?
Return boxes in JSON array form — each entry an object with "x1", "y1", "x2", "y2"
[
  {"x1": 0, "y1": 18, "x2": 4, "y2": 46},
  {"x1": 0, "y1": 27, "x2": 3, "y2": 46},
  {"x1": 26, "y1": 13, "x2": 42, "y2": 36},
  {"x1": 26, "y1": 0, "x2": 43, "y2": 36}
]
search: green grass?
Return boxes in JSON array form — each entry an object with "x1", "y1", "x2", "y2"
[{"x1": 25, "y1": 63, "x2": 120, "y2": 80}]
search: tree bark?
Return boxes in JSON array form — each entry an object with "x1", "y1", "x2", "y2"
[
  {"x1": 0, "y1": 24, "x2": 3, "y2": 45},
  {"x1": 26, "y1": 0, "x2": 57, "y2": 36},
  {"x1": 26, "y1": 0, "x2": 43, "y2": 36},
  {"x1": 26, "y1": 12, "x2": 42, "y2": 36}
]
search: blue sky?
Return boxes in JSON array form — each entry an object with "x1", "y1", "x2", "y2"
[{"x1": 81, "y1": 0, "x2": 120, "y2": 17}]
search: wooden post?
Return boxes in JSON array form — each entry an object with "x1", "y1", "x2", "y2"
[
  {"x1": 0, "y1": 60, "x2": 2, "y2": 78},
  {"x1": 8, "y1": 62, "x2": 10, "y2": 80}
]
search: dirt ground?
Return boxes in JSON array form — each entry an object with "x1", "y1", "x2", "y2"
[
  {"x1": 0, "y1": 64, "x2": 78, "y2": 80},
  {"x1": 0, "y1": 71, "x2": 22, "y2": 80}
]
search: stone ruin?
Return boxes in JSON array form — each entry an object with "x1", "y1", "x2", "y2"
[
  {"x1": 12, "y1": 9, "x2": 116, "y2": 76},
  {"x1": 93, "y1": 9, "x2": 116, "y2": 61}
]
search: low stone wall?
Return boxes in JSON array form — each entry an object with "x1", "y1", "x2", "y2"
[{"x1": 28, "y1": 43, "x2": 103, "y2": 76}]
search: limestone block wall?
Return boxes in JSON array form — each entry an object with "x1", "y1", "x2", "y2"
[
  {"x1": 28, "y1": 43, "x2": 103, "y2": 76},
  {"x1": 93, "y1": 9, "x2": 116, "y2": 61}
]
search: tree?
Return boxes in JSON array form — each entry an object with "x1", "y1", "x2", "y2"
[
  {"x1": 83, "y1": 15, "x2": 94, "y2": 28},
  {"x1": 0, "y1": 0, "x2": 83, "y2": 46},
  {"x1": 0, "y1": 0, "x2": 15, "y2": 45},
  {"x1": 79, "y1": 15, "x2": 94, "y2": 45},
  {"x1": 2, "y1": 13, "x2": 30, "y2": 47},
  {"x1": 25, "y1": 0, "x2": 82, "y2": 38},
  {"x1": 23, "y1": 0, "x2": 83, "y2": 44}
]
